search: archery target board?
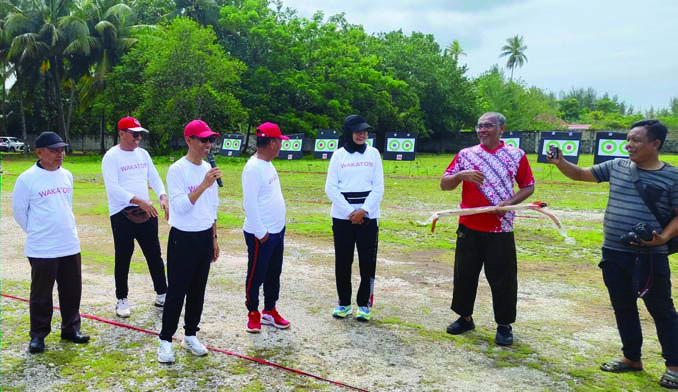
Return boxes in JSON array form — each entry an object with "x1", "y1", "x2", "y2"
[
  {"x1": 537, "y1": 131, "x2": 582, "y2": 164},
  {"x1": 314, "y1": 129, "x2": 340, "y2": 159},
  {"x1": 219, "y1": 134, "x2": 245, "y2": 157},
  {"x1": 501, "y1": 131, "x2": 522, "y2": 149},
  {"x1": 384, "y1": 132, "x2": 417, "y2": 161},
  {"x1": 594, "y1": 132, "x2": 629, "y2": 164},
  {"x1": 277, "y1": 134, "x2": 304, "y2": 160}
]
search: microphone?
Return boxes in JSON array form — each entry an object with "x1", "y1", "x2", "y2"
[{"x1": 207, "y1": 153, "x2": 223, "y2": 188}]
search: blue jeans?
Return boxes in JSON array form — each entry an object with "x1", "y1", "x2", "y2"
[{"x1": 600, "y1": 247, "x2": 678, "y2": 366}]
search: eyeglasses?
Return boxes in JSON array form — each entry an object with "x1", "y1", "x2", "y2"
[
  {"x1": 190, "y1": 136, "x2": 218, "y2": 144},
  {"x1": 125, "y1": 130, "x2": 144, "y2": 138},
  {"x1": 476, "y1": 122, "x2": 497, "y2": 130}
]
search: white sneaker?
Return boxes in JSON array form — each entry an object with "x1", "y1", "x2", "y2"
[
  {"x1": 157, "y1": 340, "x2": 175, "y2": 363},
  {"x1": 154, "y1": 293, "x2": 166, "y2": 307},
  {"x1": 116, "y1": 298, "x2": 131, "y2": 318},
  {"x1": 182, "y1": 335, "x2": 208, "y2": 356}
]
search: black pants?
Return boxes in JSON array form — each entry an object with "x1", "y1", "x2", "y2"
[
  {"x1": 244, "y1": 227, "x2": 285, "y2": 312},
  {"x1": 28, "y1": 253, "x2": 82, "y2": 338},
  {"x1": 111, "y1": 211, "x2": 167, "y2": 299},
  {"x1": 451, "y1": 224, "x2": 517, "y2": 325},
  {"x1": 332, "y1": 218, "x2": 378, "y2": 308},
  {"x1": 600, "y1": 247, "x2": 678, "y2": 366},
  {"x1": 159, "y1": 227, "x2": 213, "y2": 341}
]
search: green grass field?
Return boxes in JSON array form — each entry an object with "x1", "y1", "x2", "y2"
[{"x1": 1, "y1": 151, "x2": 677, "y2": 391}]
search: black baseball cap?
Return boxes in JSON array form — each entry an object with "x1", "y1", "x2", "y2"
[
  {"x1": 35, "y1": 132, "x2": 68, "y2": 149},
  {"x1": 343, "y1": 115, "x2": 373, "y2": 133}
]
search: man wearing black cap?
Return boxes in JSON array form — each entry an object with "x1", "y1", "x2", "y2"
[
  {"x1": 325, "y1": 115, "x2": 384, "y2": 321},
  {"x1": 102, "y1": 117, "x2": 168, "y2": 318},
  {"x1": 12, "y1": 131, "x2": 90, "y2": 353}
]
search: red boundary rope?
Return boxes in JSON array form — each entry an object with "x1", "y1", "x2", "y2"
[{"x1": 1, "y1": 293, "x2": 368, "y2": 392}]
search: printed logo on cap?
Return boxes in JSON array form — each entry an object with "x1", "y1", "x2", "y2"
[
  {"x1": 219, "y1": 134, "x2": 245, "y2": 157},
  {"x1": 594, "y1": 131, "x2": 629, "y2": 164},
  {"x1": 538, "y1": 131, "x2": 582, "y2": 164},
  {"x1": 277, "y1": 134, "x2": 304, "y2": 160},
  {"x1": 314, "y1": 129, "x2": 340, "y2": 160},
  {"x1": 384, "y1": 131, "x2": 417, "y2": 161}
]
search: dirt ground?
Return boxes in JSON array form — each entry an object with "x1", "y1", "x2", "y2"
[{"x1": 0, "y1": 189, "x2": 666, "y2": 392}]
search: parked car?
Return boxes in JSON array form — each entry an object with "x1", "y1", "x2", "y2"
[{"x1": 0, "y1": 136, "x2": 29, "y2": 152}]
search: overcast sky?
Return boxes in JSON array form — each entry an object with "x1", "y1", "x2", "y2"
[{"x1": 281, "y1": 0, "x2": 678, "y2": 112}]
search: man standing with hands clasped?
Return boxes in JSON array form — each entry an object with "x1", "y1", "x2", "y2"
[
  {"x1": 440, "y1": 112, "x2": 534, "y2": 346},
  {"x1": 13, "y1": 132, "x2": 90, "y2": 353},
  {"x1": 548, "y1": 119, "x2": 678, "y2": 390},
  {"x1": 157, "y1": 120, "x2": 221, "y2": 363},
  {"x1": 241, "y1": 122, "x2": 290, "y2": 333},
  {"x1": 102, "y1": 117, "x2": 168, "y2": 318}
]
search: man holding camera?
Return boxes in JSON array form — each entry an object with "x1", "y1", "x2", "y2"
[
  {"x1": 440, "y1": 112, "x2": 535, "y2": 346},
  {"x1": 102, "y1": 117, "x2": 168, "y2": 318},
  {"x1": 548, "y1": 119, "x2": 678, "y2": 389}
]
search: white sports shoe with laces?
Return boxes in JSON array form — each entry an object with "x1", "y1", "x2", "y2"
[
  {"x1": 116, "y1": 298, "x2": 131, "y2": 318},
  {"x1": 157, "y1": 340, "x2": 175, "y2": 363},
  {"x1": 182, "y1": 335, "x2": 208, "y2": 356}
]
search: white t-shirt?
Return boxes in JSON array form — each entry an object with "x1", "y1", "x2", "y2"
[
  {"x1": 12, "y1": 163, "x2": 81, "y2": 258},
  {"x1": 101, "y1": 145, "x2": 166, "y2": 216},
  {"x1": 242, "y1": 156, "x2": 286, "y2": 239},
  {"x1": 166, "y1": 157, "x2": 219, "y2": 232},
  {"x1": 325, "y1": 146, "x2": 384, "y2": 220}
]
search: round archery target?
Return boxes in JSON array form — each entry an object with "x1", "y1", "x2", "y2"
[
  {"x1": 618, "y1": 141, "x2": 628, "y2": 155},
  {"x1": 292, "y1": 140, "x2": 302, "y2": 151},
  {"x1": 282, "y1": 140, "x2": 293, "y2": 150},
  {"x1": 366, "y1": 139, "x2": 374, "y2": 147},
  {"x1": 401, "y1": 139, "x2": 414, "y2": 152},
  {"x1": 502, "y1": 138, "x2": 520, "y2": 148},
  {"x1": 223, "y1": 139, "x2": 232, "y2": 149},
  {"x1": 543, "y1": 140, "x2": 561, "y2": 154},
  {"x1": 315, "y1": 140, "x2": 326, "y2": 151},
  {"x1": 327, "y1": 140, "x2": 338, "y2": 150},
  {"x1": 388, "y1": 139, "x2": 401, "y2": 151},
  {"x1": 562, "y1": 141, "x2": 577, "y2": 155},
  {"x1": 600, "y1": 140, "x2": 617, "y2": 155},
  {"x1": 232, "y1": 139, "x2": 241, "y2": 150}
]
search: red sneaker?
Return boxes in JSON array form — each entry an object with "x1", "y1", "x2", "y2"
[
  {"x1": 246, "y1": 311, "x2": 261, "y2": 333},
  {"x1": 261, "y1": 308, "x2": 290, "y2": 329}
]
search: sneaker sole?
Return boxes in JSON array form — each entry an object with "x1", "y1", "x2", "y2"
[
  {"x1": 154, "y1": 303, "x2": 164, "y2": 308},
  {"x1": 261, "y1": 319, "x2": 290, "y2": 329},
  {"x1": 246, "y1": 327, "x2": 261, "y2": 333},
  {"x1": 356, "y1": 316, "x2": 370, "y2": 322},
  {"x1": 332, "y1": 312, "x2": 352, "y2": 319},
  {"x1": 157, "y1": 356, "x2": 175, "y2": 363},
  {"x1": 182, "y1": 345, "x2": 208, "y2": 356},
  {"x1": 116, "y1": 312, "x2": 131, "y2": 318}
]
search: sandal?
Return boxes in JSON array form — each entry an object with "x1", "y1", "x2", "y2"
[
  {"x1": 660, "y1": 369, "x2": 678, "y2": 389},
  {"x1": 600, "y1": 359, "x2": 643, "y2": 373}
]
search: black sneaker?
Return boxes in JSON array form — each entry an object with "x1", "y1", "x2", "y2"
[
  {"x1": 446, "y1": 317, "x2": 475, "y2": 335},
  {"x1": 495, "y1": 325, "x2": 513, "y2": 346}
]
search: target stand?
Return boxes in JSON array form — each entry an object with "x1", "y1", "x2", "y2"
[
  {"x1": 594, "y1": 132, "x2": 629, "y2": 164},
  {"x1": 538, "y1": 131, "x2": 582, "y2": 164},
  {"x1": 219, "y1": 134, "x2": 245, "y2": 157},
  {"x1": 384, "y1": 132, "x2": 417, "y2": 161},
  {"x1": 501, "y1": 131, "x2": 522, "y2": 149},
  {"x1": 277, "y1": 134, "x2": 304, "y2": 160},
  {"x1": 314, "y1": 130, "x2": 340, "y2": 160}
]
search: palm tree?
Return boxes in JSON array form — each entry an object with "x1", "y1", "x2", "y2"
[
  {"x1": 444, "y1": 39, "x2": 466, "y2": 62},
  {"x1": 499, "y1": 35, "x2": 527, "y2": 81}
]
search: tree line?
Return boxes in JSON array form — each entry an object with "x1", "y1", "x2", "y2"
[{"x1": 2, "y1": 0, "x2": 677, "y2": 153}]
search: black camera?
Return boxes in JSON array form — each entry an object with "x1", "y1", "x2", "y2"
[
  {"x1": 620, "y1": 222, "x2": 653, "y2": 246},
  {"x1": 547, "y1": 145, "x2": 559, "y2": 159}
]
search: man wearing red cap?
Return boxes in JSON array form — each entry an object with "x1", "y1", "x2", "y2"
[
  {"x1": 157, "y1": 119, "x2": 221, "y2": 363},
  {"x1": 13, "y1": 131, "x2": 90, "y2": 354},
  {"x1": 102, "y1": 117, "x2": 169, "y2": 318},
  {"x1": 241, "y1": 122, "x2": 290, "y2": 333}
]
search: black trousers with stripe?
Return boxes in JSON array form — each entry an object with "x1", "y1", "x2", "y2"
[
  {"x1": 332, "y1": 218, "x2": 379, "y2": 308},
  {"x1": 244, "y1": 227, "x2": 285, "y2": 312},
  {"x1": 159, "y1": 227, "x2": 213, "y2": 341},
  {"x1": 451, "y1": 224, "x2": 517, "y2": 325}
]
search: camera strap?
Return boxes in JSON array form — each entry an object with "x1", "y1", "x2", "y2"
[{"x1": 629, "y1": 163, "x2": 670, "y2": 227}]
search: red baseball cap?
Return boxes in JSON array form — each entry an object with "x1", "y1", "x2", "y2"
[
  {"x1": 118, "y1": 117, "x2": 148, "y2": 132},
  {"x1": 184, "y1": 120, "x2": 220, "y2": 138},
  {"x1": 256, "y1": 122, "x2": 289, "y2": 140}
]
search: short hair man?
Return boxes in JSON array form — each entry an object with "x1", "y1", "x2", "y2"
[
  {"x1": 440, "y1": 112, "x2": 535, "y2": 346},
  {"x1": 102, "y1": 117, "x2": 168, "y2": 318},
  {"x1": 12, "y1": 131, "x2": 90, "y2": 353},
  {"x1": 157, "y1": 120, "x2": 221, "y2": 363},
  {"x1": 241, "y1": 122, "x2": 290, "y2": 333},
  {"x1": 548, "y1": 119, "x2": 678, "y2": 388}
]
